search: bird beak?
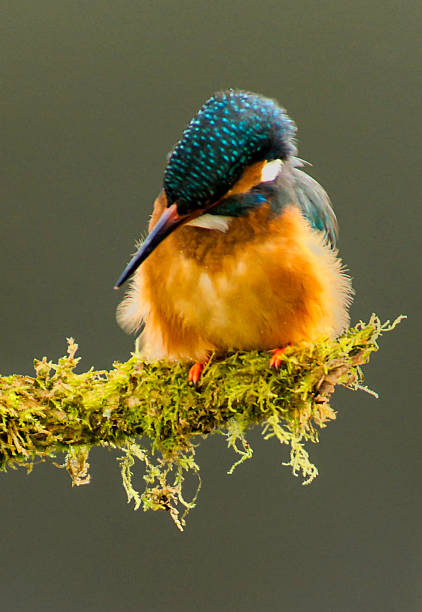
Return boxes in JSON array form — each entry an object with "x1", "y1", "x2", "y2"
[{"x1": 114, "y1": 203, "x2": 190, "y2": 289}]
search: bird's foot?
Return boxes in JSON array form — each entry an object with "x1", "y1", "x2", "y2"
[
  {"x1": 269, "y1": 345, "x2": 290, "y2": 369},
  {"x1": 188, "y1": 361, "x2": 205, "y2": 386}
]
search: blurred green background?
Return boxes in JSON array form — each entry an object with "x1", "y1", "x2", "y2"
[{"x1": 1, "y1": 1, "x2": 421, "y2": 610}]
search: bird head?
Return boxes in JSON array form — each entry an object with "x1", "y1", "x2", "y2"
[{"x1": 115, "y1": 89, "x2": 296, "y2": 288}]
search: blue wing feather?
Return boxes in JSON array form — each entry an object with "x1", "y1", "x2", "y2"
[{"x1": 290, "y1": 162, "x2": 338, "y2": 248}]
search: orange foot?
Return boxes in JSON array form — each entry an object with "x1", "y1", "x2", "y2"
[
  {"x1": 269, "y1": 346, "x2": 290, "y2": 369},
  {"x1": 188, "y1": 362, "x2": 205, "y2": 386}
]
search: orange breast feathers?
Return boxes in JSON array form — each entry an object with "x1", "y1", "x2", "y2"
[{"x1": 117, "y1": 192, "x2": 352, "y2": 362}]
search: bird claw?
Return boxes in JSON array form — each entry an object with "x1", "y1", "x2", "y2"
[
  {"x1": 188, "y1": 362, "x2": 204, "y2": 386},
  {"x1": 269, "y1": 347, "x2": 288, "y2": 369}
]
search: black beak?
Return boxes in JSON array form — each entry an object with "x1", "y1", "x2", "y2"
[{"x1": 114, "y1": 203, "x2": 189, "y2": 289}]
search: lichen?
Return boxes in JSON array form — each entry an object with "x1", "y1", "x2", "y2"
[{"x1": 0, "y1": 314, "x2": 404, "y2": 530}]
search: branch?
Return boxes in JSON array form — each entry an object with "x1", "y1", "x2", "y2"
[{"x1": 0, "y1": 314, "x2": 404, "y2": 530}]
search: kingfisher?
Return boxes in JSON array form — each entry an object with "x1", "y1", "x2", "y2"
[{"x1": 115, "y1": 89, "x2": 352, "y2": 383}]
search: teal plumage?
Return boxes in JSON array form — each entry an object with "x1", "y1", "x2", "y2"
[
  {"x1": 165, "y1": 90, "x2": 337, "y2": 245},
  {"x1": 164, "y1": 89, "x2": 296, "y2": 214}
]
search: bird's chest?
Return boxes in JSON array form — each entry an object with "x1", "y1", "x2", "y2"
[
  {"x1": 141, "y1": 206, "x2": 320, "y2": 349},
  {"x1": 149, "y1": 221, "x2": 283, "y2": 337},
  {"x1": 164, "y1": 249, "x2": 248, "y2": 327},
  {"x1": 135, "y1": 202, "x2": 348, "y2": 359}
]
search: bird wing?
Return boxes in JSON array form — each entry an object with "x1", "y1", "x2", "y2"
[{"x1": 290, "y1": 161, "x2": 338, "y2": 248}]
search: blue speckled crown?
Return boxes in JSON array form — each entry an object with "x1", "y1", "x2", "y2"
[{"x1": 163, "y1": 90, "x2": 296, "y2": 214}]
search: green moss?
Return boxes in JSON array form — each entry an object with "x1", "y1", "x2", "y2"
[{"x1": 0, "y1": 315, "x2": 404, "y2": 530}]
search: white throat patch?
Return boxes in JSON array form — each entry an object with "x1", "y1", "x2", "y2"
[{"x1": 186, "y1": 213, "x2": 232, "y2": 232}]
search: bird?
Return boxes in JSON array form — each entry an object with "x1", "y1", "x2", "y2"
[{"x1": 114, "y1": 89, "x2": 353, "y2": 383}]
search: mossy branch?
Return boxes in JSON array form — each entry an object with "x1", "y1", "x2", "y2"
[{"x1": 0, "y1": 315, "x2": 404, "y2": 530}]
